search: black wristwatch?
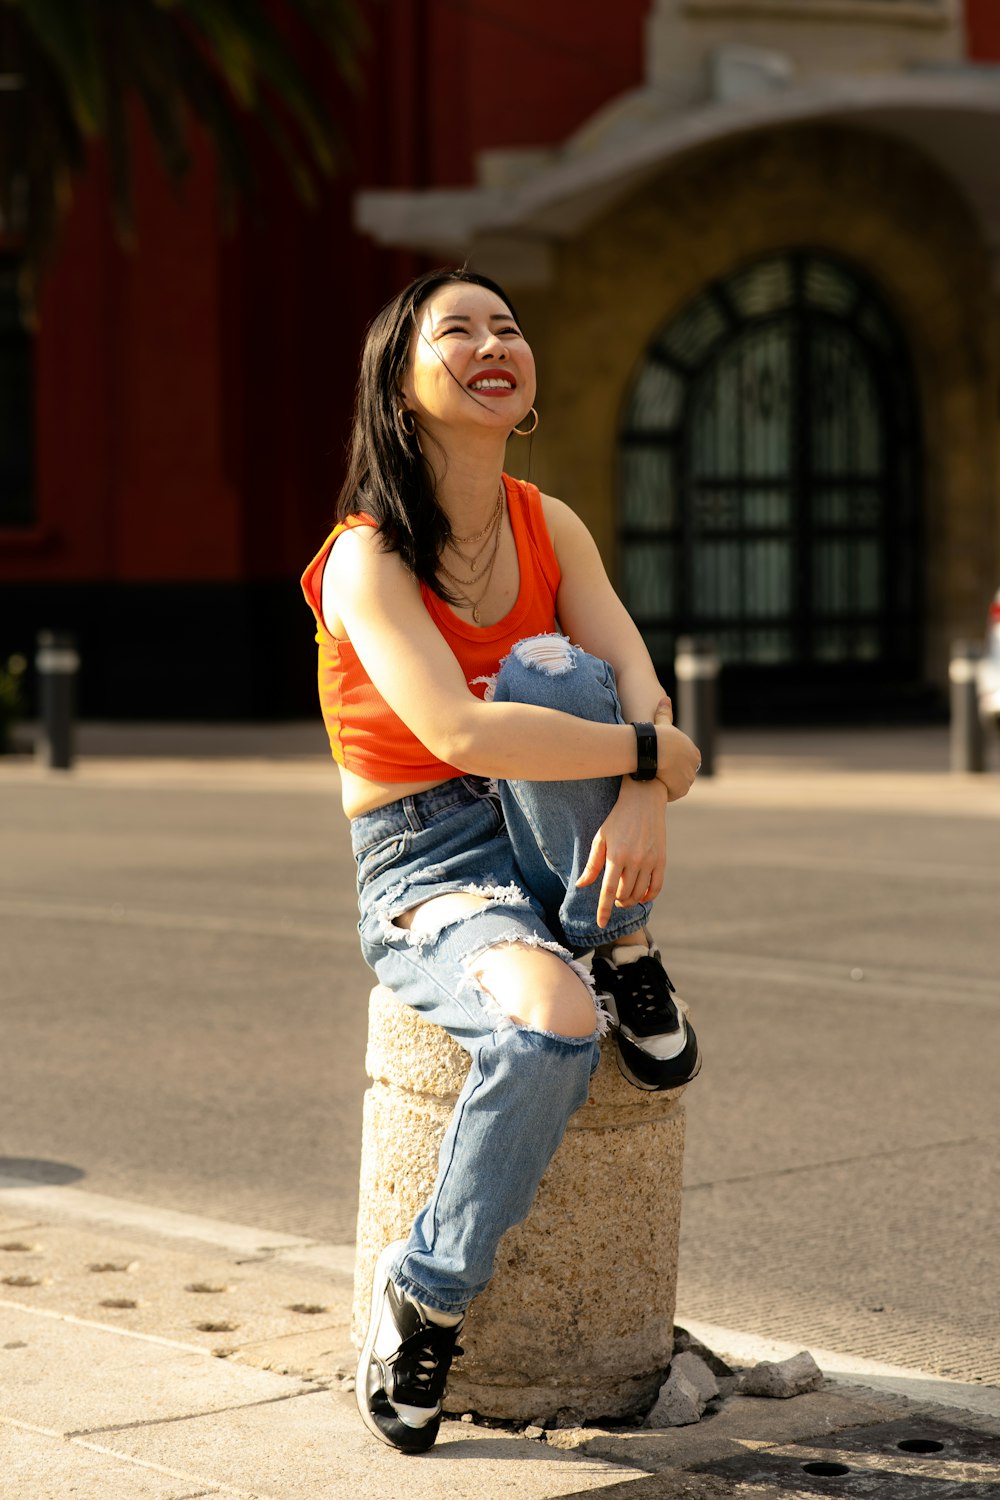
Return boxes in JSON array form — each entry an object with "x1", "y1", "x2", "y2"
[{"x1": 630, "y1": 722, "x2": 658, "y2": 781}]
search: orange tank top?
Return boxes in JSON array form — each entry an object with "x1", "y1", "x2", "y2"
[{"x1": 300, "y1": 474, "x2": 561, "y2": 782}]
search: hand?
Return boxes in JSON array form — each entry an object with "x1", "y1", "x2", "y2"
[
  {"x1": 655, "y1": 696, "x2": 700, "y2": 801},
  {"x1": 575, "y1": 776, "x2": 669, "y2": 929}
]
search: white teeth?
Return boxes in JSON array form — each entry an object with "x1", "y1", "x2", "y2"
[{"x1": 471, "y1": 378, "x2": 513, "y2": 390}]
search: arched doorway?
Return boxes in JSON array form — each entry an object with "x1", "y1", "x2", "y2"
[{"x1": 618, "y1": 251, "x2": 923, "y2": 720}]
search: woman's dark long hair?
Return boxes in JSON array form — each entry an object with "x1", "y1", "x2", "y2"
[{"x1": 336, "y1": 268, "x2": 521, "y2": 601}]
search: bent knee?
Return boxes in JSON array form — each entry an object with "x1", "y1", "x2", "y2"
[
  {"x1": 495, "y1": 636, "x2": 616, "y2": 725},
  {"x1": 469, "y1": 942, "x2": 597, "y2": 1039},
  {"x1": 510, "y1": 634, "x2": 577, "y2": 676},
  {"x1": 520, "y1": 990, "x2": 596, "y2": 1038}
]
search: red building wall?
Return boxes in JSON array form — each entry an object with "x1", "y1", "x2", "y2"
[
  {"x1": 0, "y1": 0, "x2": 647, "y2": 714},
  {"x1": 965, "y1": 0, "x2": 1000, "y2": 59}
]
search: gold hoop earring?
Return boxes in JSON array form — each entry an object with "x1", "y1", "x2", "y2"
[
  {"x1": 397, "y1": 407, "x2": 417, "y2": 438},
  {"x1": 511, "y1": 407, "x2": 539, "y2": 437}
]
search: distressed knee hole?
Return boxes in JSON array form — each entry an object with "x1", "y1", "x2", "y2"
[
  {"x1": 510, "y1": 634, "x2": 577, "y2": 675},
  {"x1": 467, "y1": 940, "x2": 602, "y2": 1039},
  {"x1": 382, "y1": 882, "x2": 533, "y2": 947},
  {"x1": 395, "y1": 891, "x2": 490, "y2": 937}
]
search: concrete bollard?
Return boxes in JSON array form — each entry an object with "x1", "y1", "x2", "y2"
[
  {"x1": 352, "y1": 985, "x2": 687, "y2": 1423},
  {"x1": 949, "y1": 640, "x2": 985, "y2": 774},
  {"x1": 675, "y1": 636, "x2": 719, "y2": 776},
  {"x1": 35, "y1": 630, "x2": 80, "y2": 771}
]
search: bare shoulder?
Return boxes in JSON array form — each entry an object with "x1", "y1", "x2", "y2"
[
  {"x1": 538, "y1": 491, "x2": 587, "y2": 543},
  {"x1": 325, "y1": 523, "x2": 413, "y2": 594},
  {"x1": 321, "y1": 523, "x2": 419, "y2": 637},
  {"x1": 538, "y1": 491, "x2": 600, "y2": 558},
  {"x1": 326, "y1": 519, "x2": 386, "y2": 574}
]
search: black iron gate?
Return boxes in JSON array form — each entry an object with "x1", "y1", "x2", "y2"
[{"x1": 618, "y1": 251, "x2": 923, "y2": 720}]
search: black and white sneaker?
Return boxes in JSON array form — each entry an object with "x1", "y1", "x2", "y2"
[
  {"x1": 592, "y1": 940, "x2": 702, "y2": 1092},
  {"x1": 356, "y1": 1240, "x2": 464, "y2": 1454}
]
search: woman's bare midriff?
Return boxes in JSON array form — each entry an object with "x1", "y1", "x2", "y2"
[{"x1": 339, "y1": 762, "x2": 456, "y2": 820}]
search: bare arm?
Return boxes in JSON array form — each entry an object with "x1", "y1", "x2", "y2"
[
  {"x1": 543, "y1": 494, "x2": 700, "y2": 797},
  {"x1": 542, "y1": 494, "x2": 701, "y2": 924},
  {"x1": 322, "y1": 525, "x2": 671, "y2": 782}
]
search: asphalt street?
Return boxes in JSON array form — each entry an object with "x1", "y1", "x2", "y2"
[{"x1": 2, "y1": 726, "x2": 998, "y2": 1398}]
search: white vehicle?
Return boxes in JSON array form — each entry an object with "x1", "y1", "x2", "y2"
[{"x1": 978, "y1": 589, "x2": 1000, "y2": 724}]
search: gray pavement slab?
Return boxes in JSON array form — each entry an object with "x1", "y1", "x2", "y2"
[
  {"x1": 3, "y1": 1424, "x2": 203, "y2": 1500},
  {"x1": 0, "y1": 1299, "x2": 650, "y2": 1500},
  {"x1": 0, "y1": 1215, "x2": 353, "y2": 1361},
  {"x1": 101, "y1": 1386, "x2": 648, "y2": 1500},
  {"x1": 1, "y1": 1302, "x2": 309, "y2": 1432}
]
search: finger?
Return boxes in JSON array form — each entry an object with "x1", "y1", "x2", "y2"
[
  {"x1": 633, "y1": 874, "x2": 663, "y2": 907},
  {"x1": 616, "y1": 866, "x2": 654, "y2": 909},
  {"x1": 654, "y1": 695, "x2": 673, "y2": 725},
  {"x1": 597, "y1": 861, "x2": 623, "y2": 928},
  {"x1": 575, "y1": 831, "x2": 606, "y2": 889}
]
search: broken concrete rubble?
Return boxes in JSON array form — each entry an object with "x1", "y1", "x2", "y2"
[
  {"x1": 643, "y1": 1338, "x2": 824, "y2": 1428},
  {"x1": 672, "y1": 1350, "x2": 721, "y2": 1404},
  {"x1": 736, "y1": 1349, "x2": 823, "y2": 1399},
  {"x1": 645, "y1": 1368, "x2": 706, "y2": 1428}
]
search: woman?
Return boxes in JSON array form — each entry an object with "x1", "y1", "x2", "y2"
[{"x1": 301, "y1": 268, "x2": 702, "y2": 1455}]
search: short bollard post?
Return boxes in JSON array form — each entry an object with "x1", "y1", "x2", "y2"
[
  {"x1": 353, "y1": 987, "x2": 688, "y2": 1423},
  {"x1": 949, "y1": 640, "x2": 984, "y2": 774},
  {"x1": 35, "y1": 630, "x2": 80, "y2": 770},
  {"x1": 675, "y1": 635, "x2": 719, "y2": 775}
]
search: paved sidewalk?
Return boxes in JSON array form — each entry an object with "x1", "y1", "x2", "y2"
[
  {"x1": 3, "y1": 1176, "x2": 998, "y2": 1500},
  {"x1": 1, "y1": 1178, "x2": 649, "y2": 1500}
]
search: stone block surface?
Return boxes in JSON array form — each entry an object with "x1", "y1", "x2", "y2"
[{"x1": 353, "y1": 986, "x2": 688, "y2": 1422}]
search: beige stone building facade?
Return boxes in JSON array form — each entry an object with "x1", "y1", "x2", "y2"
[{"x1": 360, "y1": 1, "x2": 1000, "y2": 721}]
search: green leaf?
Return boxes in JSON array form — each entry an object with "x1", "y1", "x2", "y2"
[
  {"x1": 15, "y1": 0, "x2": 104, "y2": 132},
  {"x1": 174, "y1": 0, "x2": 261, "y2": 107},
  {"x1": 2, "y1": 0, "x2": 364, "y2": 281},
  {"x1": 179, "y1": 0, "x2": 338, "y2": 173}
]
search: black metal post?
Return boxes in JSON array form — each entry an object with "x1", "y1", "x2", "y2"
[
  {"x1": 35, "y1": 630, "x2": 79, "y2": 770},
  {"x1": 675, "y1": 636, "x2": 719, "y2": 776},
  {"x1": 949, "y1": 640, "x2": 984, "y2": 774}
]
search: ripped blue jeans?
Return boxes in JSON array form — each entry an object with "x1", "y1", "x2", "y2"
[{"x1": 351, "y1": 636, "x2": 652, "y2": 1314}]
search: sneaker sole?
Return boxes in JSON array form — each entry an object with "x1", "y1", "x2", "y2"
[{"x1": 615, "y1": 1034, "x2": 703, "y2": 1092}]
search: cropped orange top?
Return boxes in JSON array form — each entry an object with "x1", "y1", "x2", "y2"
[{"x1": 300, "y1": 474, "x2": 561, "y2": 782}]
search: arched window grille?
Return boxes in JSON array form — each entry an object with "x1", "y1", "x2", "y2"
[{"x1": 619, "y1": 251, "x2": 921, "y2": 716}]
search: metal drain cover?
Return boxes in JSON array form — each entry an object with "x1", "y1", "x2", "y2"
[{"x1": 696, "y1": 1418, "x2": 1000, "y2": 1497}]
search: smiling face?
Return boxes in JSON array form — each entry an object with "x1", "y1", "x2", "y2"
[{"x1": 400, "y1": 281, "x2": 536, "y2": 438}]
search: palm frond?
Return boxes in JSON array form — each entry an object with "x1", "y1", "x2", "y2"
[
  {"x1": 14, "y1": 0, "x2": 104, "y2": 131},
  {"x1": 1, "y1": 0, "x2": 366, "y2": 295}
]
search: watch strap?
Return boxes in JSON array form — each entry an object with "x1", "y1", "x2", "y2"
[{"x1": 630, "y1": 721, "x2": 658, "y2": 781}]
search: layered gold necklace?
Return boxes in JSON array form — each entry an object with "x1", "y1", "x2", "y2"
[{"x1": 438, "y1": 482, "x2": 505, "y2": 624}]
